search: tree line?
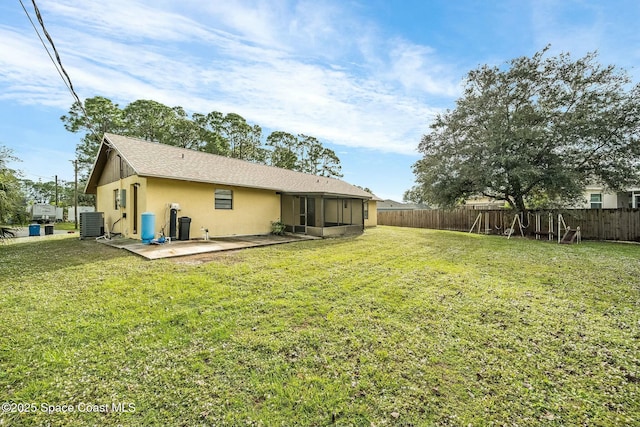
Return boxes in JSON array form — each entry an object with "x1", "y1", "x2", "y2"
[
  {"x1": 0, "y1": 151, "x2": 83, "y2": 226},
  {"x1": 61, "y1": 97, "x2": 343, "y2": 179},
  {"x1": 1, "y1": 96, "x2": 345, "y2": 225}
]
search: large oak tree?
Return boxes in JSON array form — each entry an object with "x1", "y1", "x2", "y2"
[{"x1": 408, "y1": 47, "x2": 640, "y2": 211}]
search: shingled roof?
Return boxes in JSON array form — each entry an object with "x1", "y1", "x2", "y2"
[{"x1": 86, "y1": 133, "x2": 373, "y2": 199}]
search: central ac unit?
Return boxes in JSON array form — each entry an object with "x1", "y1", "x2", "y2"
[{"x1": 80, "y1": 212, "x2": 104, "y2": 239}]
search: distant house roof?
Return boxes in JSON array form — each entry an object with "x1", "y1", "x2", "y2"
[
  {"x1": 86, "y1": 133, "x2": 373, "y2": 199},
  {"x1": 377, "y1": 199, "x2": 428, "y2": 210}
]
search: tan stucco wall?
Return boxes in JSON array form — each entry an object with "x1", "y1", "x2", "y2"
[
  {"x1": 96, "y1": 175, "x2": 147, "y2": 237},
  {"x1": 365, "y1": 200, "x2": 377, "y2": 227},
  {"x1": 97, "y1": 176, "x2": 280, "y2": 239},
  {"x1": 145, "y1": 178, "x2": 281, "y2": 239}
]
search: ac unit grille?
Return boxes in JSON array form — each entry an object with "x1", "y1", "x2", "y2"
[{"x1": 80, "y1": 212, "x2": 104, "y2": 239}]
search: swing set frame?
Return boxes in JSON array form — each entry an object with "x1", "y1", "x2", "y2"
[{"x1": 469, "y1": 211, "x2": 581, "y2": 244}]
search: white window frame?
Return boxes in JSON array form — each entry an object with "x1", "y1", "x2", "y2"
[{"x1": 590, "y1": 193, "x2": 602, "y2": 209}]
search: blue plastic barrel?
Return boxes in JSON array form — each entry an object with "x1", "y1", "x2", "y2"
[
  {"x1": 29, "y1": 224, "x2": 40, "y2": 236},
  {"x1": 141, "y1": 212, "x2": 155, "y2": 244}
]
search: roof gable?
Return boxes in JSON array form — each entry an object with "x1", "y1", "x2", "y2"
[{"x1": 86, "y1": 133, "x2": 373, "y2": 199}]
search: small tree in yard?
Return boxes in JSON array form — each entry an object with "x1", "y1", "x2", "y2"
[
  {"x1": 408, "y1": 47, "x2": 640, "y2": 211},
  {"x1": 0, "y1": 146, "x2": 26, "y2": 236}
]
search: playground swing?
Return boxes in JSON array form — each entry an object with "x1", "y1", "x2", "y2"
[
  {"x1": 533, "y1": 212, "x2": 555, "y2": 241},
  {"x1": 506, "y1": 212, "x2": 529, "y2": 239},
  {"x1": 469, "y1": 211, "x2": 582, "y2": 244},
  {"x1": 532, "y1": 212, "x2": 582, "y2": 244},
  {"x1": 469, "y1": 212, "x2": 492, "y2": 234},
  {"x1": 557, "y1": 214, "x2": 581, "y2": 244}
]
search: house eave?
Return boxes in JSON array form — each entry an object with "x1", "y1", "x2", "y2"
[
  {"x1": 84, "y1": 139, "x2": 109, "y2": 194},
  {"x1": 129, "y1": 174, "x2": 372, "y2": 199},
  {"x1": 280, "y1": 191, "x2": 372, "y2": 199}
]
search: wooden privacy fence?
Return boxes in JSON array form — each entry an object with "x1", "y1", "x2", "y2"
[{"x1": 377, "y1": 208, "x2": 640, "y2": 242}]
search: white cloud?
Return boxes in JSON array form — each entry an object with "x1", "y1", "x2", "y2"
[
  {"x1": 1, "y1": 0, "x2": 457, "y2": 155},
  {"x1": 0, "y1": 27, "x2": 70, "y2": 106},
  {"x1": 385, "y1": 40, "x2": 460, "y2": 97},
  {"x1": 41, "y1": 0, "x2": 216, "y2": 44}
]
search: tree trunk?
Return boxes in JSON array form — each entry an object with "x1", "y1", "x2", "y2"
[{"x1": 514, "y1": 194, "x2": 527, "y2": 213}]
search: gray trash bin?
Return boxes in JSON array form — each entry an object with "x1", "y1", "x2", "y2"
[{"x1": 178, "y1": 217, "x2": 191, "y2": 241}]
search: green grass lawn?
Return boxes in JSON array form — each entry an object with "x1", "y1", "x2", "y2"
[
  {"x1": 1, "y1": 226, "x2": 639, "y2": 426},
  {"x1": 54, "y1": 222, "x2": 78, "y2": 231}
]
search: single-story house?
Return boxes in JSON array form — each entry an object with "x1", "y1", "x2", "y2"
[{"x1": 85, "y1": 133, "x2": 377, "y2": 240}]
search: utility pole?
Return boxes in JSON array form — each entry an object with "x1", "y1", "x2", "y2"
[{"x1": 55, "y1": 175, "x2": 58, "y2": 207}]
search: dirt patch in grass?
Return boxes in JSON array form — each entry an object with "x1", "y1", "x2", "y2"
[{"x1": 169, "y1": 249, "x2": 246, "y2": 265}]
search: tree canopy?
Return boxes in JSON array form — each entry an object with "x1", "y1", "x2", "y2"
[
  {"x1": 407, "y1": 47, "x2": 640, "y2": 211},
  {"x1": 0, "y1": 146, "x2": 27, "y2": 224},
  {"x1": 61, "y1": 97, "x2": 342, "y2": 179}
]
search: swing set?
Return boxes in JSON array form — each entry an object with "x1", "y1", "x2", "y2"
[{"x1": 469, "y1": 211, "x2": 581, "y2": 244}]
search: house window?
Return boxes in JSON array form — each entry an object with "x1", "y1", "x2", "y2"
[
  {"x1": 364, "y1": 201, "x2": 369, "y2": 220},
  {"x1": 114, "y1": 189, "x2": 119, "y2": 210},
  {"x1": 215, "y1": 189, "x2": 233, "y2": 210},
  {"x1": 590, "y1": 193, "x2": 602, "y2": 209}
]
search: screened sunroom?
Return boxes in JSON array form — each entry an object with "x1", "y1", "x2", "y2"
[{"x1": 280, "y1": 194, "x2": 367, "y2": 237}]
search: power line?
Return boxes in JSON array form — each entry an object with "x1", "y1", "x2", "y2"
[
  {"x1": 20, "y1": 171, "x2": 60, "y2": 180},
  {"x1": 21, "y1": 174, "x2": 72, "y2": 185},
  {"x1": 19, "y1": 0, "x2": 101, "y2": 141},
  {"x1": 18, "y1": 0, "x2": 72, "y2": 97},
  {"x1": 20, "y1": 0, "x2": 82, "y2": 107}
]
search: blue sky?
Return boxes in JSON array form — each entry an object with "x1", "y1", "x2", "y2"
[{"x1": 1, "y1": 0, "x2": 640, "y2": 201}]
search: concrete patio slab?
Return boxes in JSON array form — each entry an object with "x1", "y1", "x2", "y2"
[{"x1": 98, "y1": 234, "x2": 317, "y2": 260}]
